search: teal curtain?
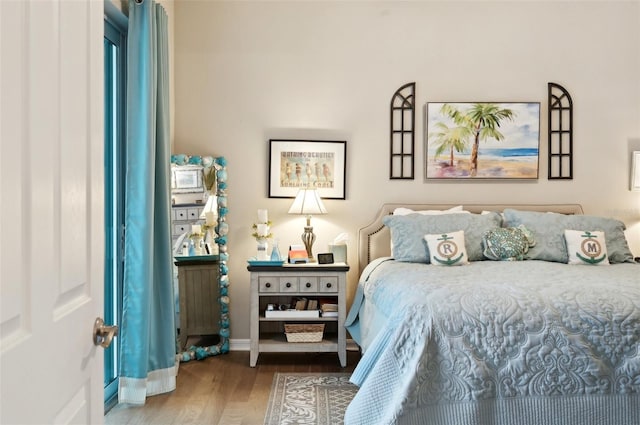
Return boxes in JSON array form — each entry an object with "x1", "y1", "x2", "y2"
[{"x1": 118, "y1": 0, "x2": 175, "y2": 404}]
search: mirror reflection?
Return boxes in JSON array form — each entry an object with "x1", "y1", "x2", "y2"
[{"x1": 170, "y1": 154, "x2": 230, "y2": 361}]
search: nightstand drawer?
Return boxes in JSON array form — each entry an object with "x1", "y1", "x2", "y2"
[
  {"x1": 279, "y1": 277, "x2": 299, "y2": 292},
  {"x1": 173, "y1": 223, "x2": 190, "y2": 235},
  {"x1": 319, "y1": 277, "x2": 338, "y2": 292},
  {"x1": 187, "y1": 208, "x2": 202, "y2": 220},
  {"x1": 174, "y1": 208, "x2": 188, "y2": 220},
  {"x1": 299, "y1": 277, "x2": 318, "y2": 292},
  {"x1": 258, "y1": 277, "x2": 279, "y2": 292}
]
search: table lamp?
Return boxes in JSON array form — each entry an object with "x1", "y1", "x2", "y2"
[{"x1": 288, "y1": 187, "x2": 327, "y2": 261}]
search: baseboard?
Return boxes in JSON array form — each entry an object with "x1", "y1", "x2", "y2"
[
  {"x1": 229, "y1": 338, "x2": 250, "y2": 351},
  {"x1": 228, "y1": 338, "x2": 359, "y2": 352}
]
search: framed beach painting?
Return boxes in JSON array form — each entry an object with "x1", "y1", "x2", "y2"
[
  {"x1": 426, "y1": 102, "x2": 540, "y2": 180},
  {"x1": 268, "y1": 139, "x2": 347, "y2": 199}
]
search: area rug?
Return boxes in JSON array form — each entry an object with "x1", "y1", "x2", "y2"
[{"x1": 264, "y1": 373, "x2": 357, "y2": 425}]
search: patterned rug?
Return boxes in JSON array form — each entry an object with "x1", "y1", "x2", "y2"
[{"x1": 264, "y1": 373, "x2": 357, "y2": 425}]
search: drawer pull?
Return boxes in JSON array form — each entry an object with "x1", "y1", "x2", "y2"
[
  {"x1": 305, "y1": 282, "x2": 311, "y2": 288},
  {"x1": 325, "y1": 282, "x2": 332, "y2": 288},
  {"x1": 286, "y1": 282, "x2": 292, "y2": 288},
  {"x1": 265, "y1": 282, "x2": 271, "y2": 288}
]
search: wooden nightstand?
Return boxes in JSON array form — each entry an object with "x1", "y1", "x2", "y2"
[
  {"x1": 175, "y1": 259, "x2": 220, "y2": 350},
  {"x1": 247, "y1": 263, "x2": 349, "y2": 367}
]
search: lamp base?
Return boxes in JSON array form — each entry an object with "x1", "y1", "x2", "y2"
[{"x1": 301, "y1": 225, "x2": 316, "y2": 262}]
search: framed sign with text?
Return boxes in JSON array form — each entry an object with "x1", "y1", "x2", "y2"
[{"x1": 268, "y1": 139, "x2": 346, "y2": 199}]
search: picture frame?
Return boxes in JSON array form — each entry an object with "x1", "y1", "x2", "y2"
[
  {"x1": 425, "y1": 102, "x2": 540, "y2": 180},
  {"x1": 171, "y1": 166, "x2": 204, "y2": 193},
  {"x1": 268, "y1": 139, "x2": 347, "y2": 199},
  {"x1": 631, "y1": 151, "x2": 640, "y2": 191}
]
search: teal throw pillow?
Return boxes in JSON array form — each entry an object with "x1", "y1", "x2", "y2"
[{"x1": 483, "y1": 225, "x2": 535, "y2": 261}]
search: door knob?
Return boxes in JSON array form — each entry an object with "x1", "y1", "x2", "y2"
[{"x1": 93, "y1": 317, "x2": 118, "y2": 348}]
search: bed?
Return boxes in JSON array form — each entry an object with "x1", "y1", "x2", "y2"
[{"x1": 344, "y1": 204, "x2": 640, "y2": 425}]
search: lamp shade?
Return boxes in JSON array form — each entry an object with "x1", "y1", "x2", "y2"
[
  {"x1": 288, "y1": 188, "x2": 328, "y2": 215},
  {"x1": 199, "y1": 194, "x2": 218, "y2": 216}
]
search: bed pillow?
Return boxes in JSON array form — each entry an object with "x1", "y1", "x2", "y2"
[
  {"x1": 424, "y1": 231, "x2": 469, "y2": 266},
  {"x1": 564, "y1": 230, "x2": 609, "y2": 265},
  {"x1": 382, "y1": 211, "x2": 502, "y2": 263},
  {"x1": 391, "y1": 206, "x2": 470, "y2": 251},
  {"x1": 482, "y1": 225, "x2": 535, "y2": 261},
  {"x1": 503, "y1": 209, "x2": 634, "y2": 263},
  {"x1": 393, "y1": 205, "x2": 469, "y2": 216}
]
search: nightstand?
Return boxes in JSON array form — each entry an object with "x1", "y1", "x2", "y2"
[
  {"x1": 247, "y1": 263, "x2": 349, "y2": 367},
  {"x1": 175, "y1": 259, "x2": 220, "y2": 349}
]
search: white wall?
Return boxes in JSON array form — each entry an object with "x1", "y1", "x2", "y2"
[{"x1": 173, "y1": 1, "x2": 640, "y2": 341}]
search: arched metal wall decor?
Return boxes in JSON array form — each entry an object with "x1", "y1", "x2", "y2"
[
  {"x1": 548, "y1": 82, "x2": 573, "y2": 179},
  {"x1": 390, "y1": 82, "x2": 416, "y2": 179}
]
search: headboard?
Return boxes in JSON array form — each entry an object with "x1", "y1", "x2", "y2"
[{"x1": 357, "y1": 203, "x2": 584, "y2": 276}]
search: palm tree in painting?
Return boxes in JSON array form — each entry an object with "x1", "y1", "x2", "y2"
[
  {"x1": 441, "y1": 103, "x2": 515, "y2": 177},
  {"x1": 429, "y1": 121, "x2": 471, "y2": 167},
  {"x1": 466, "y1": 104, "x2": 515, "y2": 176}
]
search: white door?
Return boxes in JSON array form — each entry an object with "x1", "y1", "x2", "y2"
[{"x1": 0, "y1": 1, "x2": 105, "y2": 424}]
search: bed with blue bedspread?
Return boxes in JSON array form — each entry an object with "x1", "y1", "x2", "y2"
[{"x1": 344, "y1": 204, "x2": 639, "y2": 425}]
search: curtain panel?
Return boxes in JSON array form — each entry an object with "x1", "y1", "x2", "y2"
[{"x1": 118, "y1": 0, "x2": 176, "y2": 405}]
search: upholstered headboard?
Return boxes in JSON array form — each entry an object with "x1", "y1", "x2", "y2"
[{"x1": 357, "y1": 203, "x2": 584, "y2": 276}]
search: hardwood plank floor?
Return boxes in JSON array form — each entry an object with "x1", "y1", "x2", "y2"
[{"x1": 105, "y1": 350, "x2": 361, "y2": 425}]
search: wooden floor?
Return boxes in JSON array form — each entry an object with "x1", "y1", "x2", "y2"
[{"x1": 105, "y1": 350, "x2": 361, "y2": 425}]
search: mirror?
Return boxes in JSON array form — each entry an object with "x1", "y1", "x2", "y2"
[{"x1": 170, "y1": 154, "x2": 230, "y2": 361}]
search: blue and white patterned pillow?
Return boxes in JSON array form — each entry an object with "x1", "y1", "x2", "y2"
[{"x1": 482, "y1": 225, "x2": 535, "y2": 261}]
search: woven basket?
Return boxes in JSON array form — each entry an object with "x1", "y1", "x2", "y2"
[{"x1": 284, "y1": 323, "x2": 324, "y2": 343}]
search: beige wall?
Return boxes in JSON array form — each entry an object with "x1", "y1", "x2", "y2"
[{"x1": 172, "y1": 1, "x2": 640, "y2": 341}]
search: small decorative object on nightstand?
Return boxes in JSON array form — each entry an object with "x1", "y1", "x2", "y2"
[
  {"x1": 317, "y1": 253, "x2": 334, "y2": 264},
  {"x1": 248, "y1": 262, "x2": 349, "y2": 367},
  {"x1": 190, "y1": 224, "x2": 204, "y2": 255}
]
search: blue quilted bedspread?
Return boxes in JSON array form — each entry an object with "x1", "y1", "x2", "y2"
[{"x1": 344, "y1": 259, "x2": 640, "y2": 425}]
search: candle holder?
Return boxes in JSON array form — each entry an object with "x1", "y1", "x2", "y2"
[
  {"x1": 252, "y1": 210, "x2": 272, "y2": 261},
  {"x1": 252, "y1": 224, "x2": 272, "y2": 260},
  {"x1": 256, "y1": 238, "x2": 269, "y2": 261}
]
